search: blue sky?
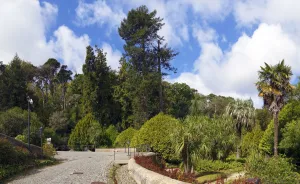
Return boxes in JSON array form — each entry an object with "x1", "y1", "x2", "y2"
[{"x1": 1, "y1": 0, "x2": 300, "y2": 108}]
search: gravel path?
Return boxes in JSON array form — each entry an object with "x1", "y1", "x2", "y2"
[
  {"x1": 115, "y1": 165, "x2": 136, "y2": 184},
  {"x1": 7, "y1": 151, "x2": 116, "y2": 184}
]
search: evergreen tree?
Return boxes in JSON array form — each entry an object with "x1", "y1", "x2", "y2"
[
  {"x1": 82, "y1": 46, "x2": 120, "y2": 125},
  {"x1": 0, "y1": 55, "x2": 28, "y2": 110},
  {"x1": 118, "y1": 5, "x2": 177, "y2": 126}
]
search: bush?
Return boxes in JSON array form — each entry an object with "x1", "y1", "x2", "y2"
[
  {"x1": 246, "y1": 153, "x2": 300, "y2": 184},
  {"x1": 241, "y1": 124, "x2": 263, "y2": 157},
  {"x1": 0, "y1": 139, "x2": 18, "y2": 165},
  {"x1": 105, "y1": 125, "x2": 119, "y2": 146},
  {"x1": 0, "y1": 107, "x2": 42, "y2": 137},
  {"x1": 192, "y1": 116, "x2": 236, "y2": 160},
  {"x1": 194, "y1": 159, "x2": 243, "y2": 173},
  {"x1": 42, "y1": 143, "x2": 56, "y2": 158},
  {"x1": 114, "y1": 127, "x2": 137, "y2": 147},
  {"x1": 0, "y1": 139, "x2": 31, "y2": 166},
  {"x1": 15, "y1": 134, "x2": 26, "y2": 143},
  {"x1": 259, "y1": 120, "x2": 274, "y2": 155},
  {"x1": 280, "y1": 120, "x2": 300, "y2": 161},
  {"x1": 130, "y1": 113, "x2": 180, "y2": 160},
  {"x1": 68, "y1": 114, "x2": 102, "y2": 150}
]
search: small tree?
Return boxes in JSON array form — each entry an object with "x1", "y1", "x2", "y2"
[
  {"x1": 172, "y1": 116, "x2": 202, "y2": 173},
  {"x1": 225, "y1": 99, "x2": 255, "y2": 158},
  {"x1": 68, "y1": 114, "x2": 102, "y2": 150}
]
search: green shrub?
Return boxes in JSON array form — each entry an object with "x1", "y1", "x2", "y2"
[
  {"x1": 0, "y1": 139, "x2": 17, "y2": 165},
  {"x1": 42, "y1": 143, "x2": 56, "y2": 158},
  {"x1": 241, "y1": 124, "x2": 263, "y2": 157},
  {"x1": 194, "y1": 159, "x2": 243, "y2": 173},
  {"x1": 246, "y1": 153, "x2": 300, "y2": 184},
  {"x1": 194, "y1": 116, "x2": 236, "y2": 160},
  {"x1": 15, "y1": 134, "x2": 26, "y2": 143},
  {"x1": 105, "y1": 125, "x2": 119, "y2": 146},
  {"x1": 0, "y1": 139, "x2": 31, "y2": 166},
  {"x1": 280, "y1": 120, "x2": 300, "y2": 160},
  {"x1": 0, "y1": 107, "x2": 42, "y2": 138},
  {"x1": 68, "y1": 114, "x2": 102, "y2": 150},
  {"x1": 130, "y1": 113, "x2": 180, "y2": 160},
  {"x1": 114, "y1": 127, "x2": 137, "y2": 147},
  {"x1": 259, "y1": 120, "x2": 274, "y2": 155}
]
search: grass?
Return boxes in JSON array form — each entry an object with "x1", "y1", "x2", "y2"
[
  {"x1": 107, "y1": 164, "x2": 120, "y2": 184},
  {"x1": 197, "y1": 173, "x2": 227, "y2": 183}
]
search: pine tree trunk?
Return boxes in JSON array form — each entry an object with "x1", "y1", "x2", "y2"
[
  {"x1": 157, "y1": 40, "x2": 163, "y2": 112},
  {"x1": 274, "y1": 111, "x2": 279, "y2": 156}
]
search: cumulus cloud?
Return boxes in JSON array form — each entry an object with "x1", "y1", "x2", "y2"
[
  {"x1": 234, "y1": 0, "x2": 300, "y2": 28},
  {"x1": 172, "y1": 23, "x2": 300, "y2": 108},
  {"x1": 0, "y1": 0, "x2": 91, "y2": 74},
  {"x1": 0, "y1": 0, "x2": 57, "y2": 65},
  {"x1": 75, "y1": 0, "x2": 126, "y2": 34},
  {"x1": 52, "y1": 26, "x2": 90, "y2": 74},
  {"x1": 74, "y1": 0, "x2": 230, "y2": 47},
  {"x1": 101, "y1": 43, "x2": 122, "y2": 71}
]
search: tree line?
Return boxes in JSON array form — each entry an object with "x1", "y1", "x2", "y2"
[{"x1": 0, "y1": 6, "x2": 204, "y2": 147}]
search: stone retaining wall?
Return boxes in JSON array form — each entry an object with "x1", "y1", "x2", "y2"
[
  {"x1": 0, "y1": 133, "x2": 43, "y2": 157},
  {"x1": 128, "y1": 153, "x2": 189, "y2": 184}
]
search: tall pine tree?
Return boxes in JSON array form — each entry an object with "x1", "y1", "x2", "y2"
[{"x1": 118, "y1": 5, "x2": 177, "y2": 126}]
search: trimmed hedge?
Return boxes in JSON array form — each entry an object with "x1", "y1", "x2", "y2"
[
  {"x1": 131, "y1": 113, "x2": 180, "y2": 160},
  {"x1": 114, "y1": 127, "x2": 137, "y2": 147}
]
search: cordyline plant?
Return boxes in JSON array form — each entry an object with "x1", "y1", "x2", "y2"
[{"x1": 256, "y1": 60, "x2": 294, "y2": 156}]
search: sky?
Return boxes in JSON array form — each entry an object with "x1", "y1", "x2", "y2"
[{"x1": 1, "y1": 0, "x2": 300, "y2": 108}]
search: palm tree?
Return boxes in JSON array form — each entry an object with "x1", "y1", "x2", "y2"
[
  {"x1": 172, "y1": 116, "x2": 203, "y2": 173},
  {"x1": 225, "y1": 99, "x2": 255, "y2": 158},
  {"x1": 256, "y1": 60, "x2": 294, "y2": 156}
]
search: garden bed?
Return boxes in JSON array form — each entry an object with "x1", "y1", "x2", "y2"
[{"x1": 133, "y1": 155, "x2": 198, "y2": 183}]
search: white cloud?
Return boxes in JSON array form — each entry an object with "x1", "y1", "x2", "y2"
[
  {"x1": 0, "y1": 0, "x2": 57, "y2": 65},
  {"x1": 74, "y1": 0, "x2": 231, "y2": 47},
  {"x1": 234, "y1": 0, "x2": 300, "y2": 28},
  {"x1": 0, "y1": 0, "x2": 91, "y2": 74},
  {"x1": 75, "y1": 0, "x2": 125, "y2": 34},
  {"x1": 101, "y1": 43, "x2": 122, "y2": 71},
  {"x1": 172, "y1": 23, "x2": 300, "y2": 108},
  {"x1": 186, "y1": 0, "x2": 231, "y2": 20},
  {"x1": 52, "y1": 26, "x2": 90, "y2": 74}
]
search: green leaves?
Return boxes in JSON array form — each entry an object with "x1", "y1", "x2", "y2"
[
  {"x1": 68, "y1": 114, "x2": 102, "y2": 150},
  {"x1": 114, "y1": 127, "x2": 136, "y2": 147},
  {"x1": 131, "y1": 113, "x2": 180, "y2": 160},
  {"x1": 246, "y1": 153, "x2": 299, "y2": 184},
  {"x1": 257, "y1": 60, "x2": 293, "y2": 110}
]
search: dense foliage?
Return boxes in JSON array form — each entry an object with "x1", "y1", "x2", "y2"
[
  {"x1": 68, "y1": 114, "x2": 102, "y2": 150},
  {"x1": 241, "y1": 124, "x2": 264, "y2": 157},
  {"x1": 2, "y1": 4, "x2": 300, "y2": 183},
  {"x1": 280, "y1": 120, "x2": 300, "y2": 161},
  {"x1": 114, "y1": 127, "x2": 137, "y2": 147},
  {"x1": 131, "y1": 113, "x2": 180, "y2": 160},
  {"x1": 246, "y1": 153, "x2": 300, "y2": 184}
]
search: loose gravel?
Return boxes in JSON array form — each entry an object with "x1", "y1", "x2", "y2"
[
  {"x1": 7, "y1": 151, "x2": 115, "y2": 184},
  {"x1": 115, "y1": 165, "x2": 136, "y2": 184}
]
